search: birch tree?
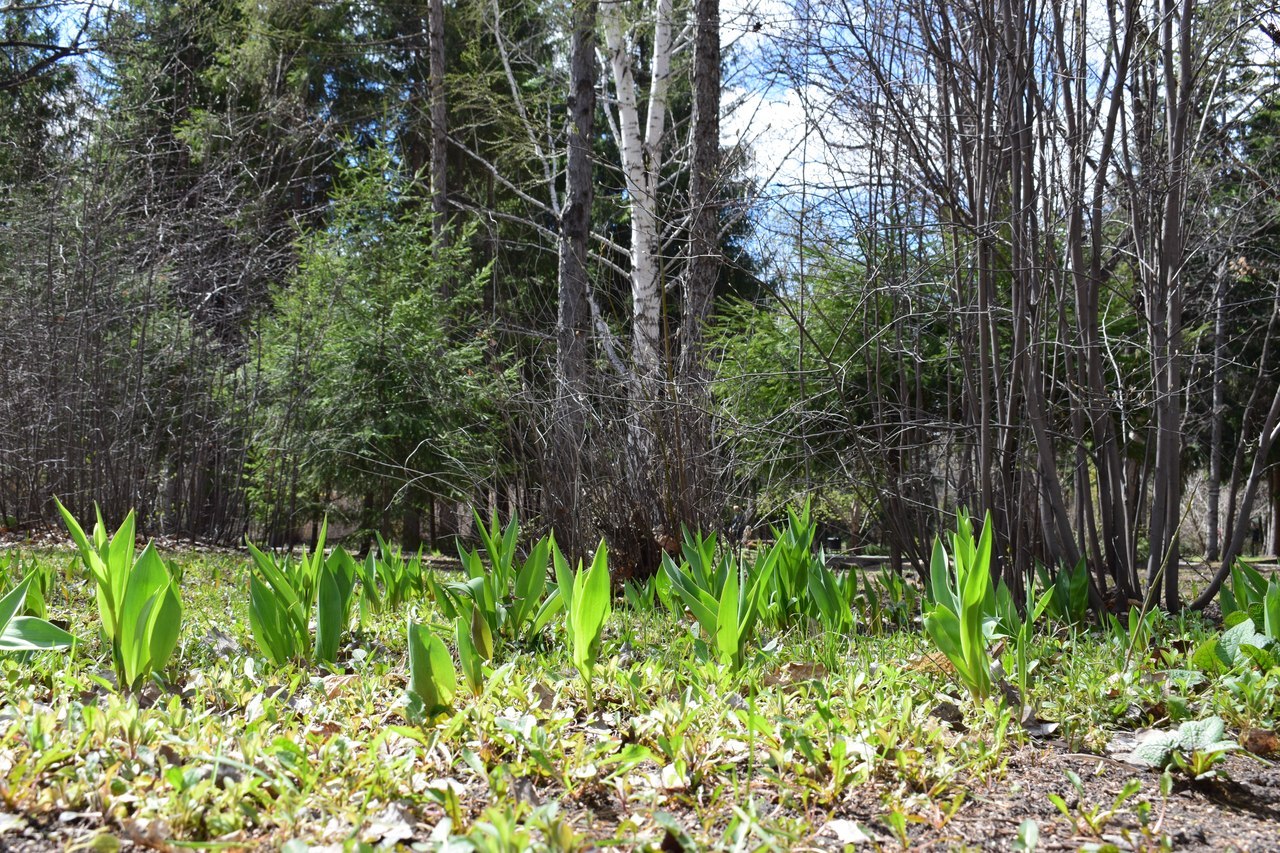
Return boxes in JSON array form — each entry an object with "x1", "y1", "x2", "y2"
[{"x1": 601, "y1": 0, "x2": 678, "y2": 391}]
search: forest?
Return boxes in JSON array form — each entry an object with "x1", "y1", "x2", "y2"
[
  {"x1": 4, "y1": 0, "x2": 1280, "y2": 607},
  {"x1": 2, "y1": 0, "x2": 1280, "y2": 849}
]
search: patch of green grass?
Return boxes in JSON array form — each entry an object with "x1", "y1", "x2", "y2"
[{"x1": 0, "y1": 533, "x2": 1277, "y2": 850}]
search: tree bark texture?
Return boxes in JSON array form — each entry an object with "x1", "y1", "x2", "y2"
[
  {"x1": 550, "y1": 0, "x2": 598, "y2": 563},
  {"x1": 673, "y1": 0, "x2": 721, "y2": 529}
]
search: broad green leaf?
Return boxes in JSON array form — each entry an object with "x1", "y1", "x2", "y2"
[
  {"x1": 624, "y1": 581, "x2": 647, "y2": 613},
  {"x1": 249, "y1": 573, "x2": 296, "y2": 665},
  {"x1": 54, "y1": 497, "x2": 97, "y2": 572},
  {"x1": 740, "y1": 547, "x2": 779, "y2": 644},
  {"x1": 470, "y1": 602, "x2": 494, "y2": 661},
  {"x1": 247, "y1": 543, "x2": 304, "y2": 616},
  {"x1": 0, "y1": 574, "x2": 32, "y2": 633},
  {"x1": 1031, "y1": 586, "x2": 1055, "y2": 623},
  {"x1": 661, "y1": 553, "x2": 718, "y2": 635},
  {"x1": 315, "y1": 562, "x2": 344, "y2": 665},
  {"x1": 715, "y1": 567, "x2": 741, "y2": 667},
  {"x1": 1218, "y1": 617, "x2": 1269, "y2": 668},
  {"x1": 1264, "y1": 585, "x2": 1280, "y2": 641},
  {"x1": 144, "y1": 573, "x2": 182, "y2": 675},
  {"x1": 1130, "y1": 730, "x2": 1180, "y2": 767},
  {"x1": 107, "y1": 511, "x2": 137, "y2": 612},
  {"x1": 407, "y1": 620, "x2": 456, "y2": 717},
  {"x1": 571, "y1": 542, "x2": 611, "y2": 679},
  {"x1": 1190, "y1": 637, "x2": 1223, "y2": 674},
  {"x1": 0, "y1": 615, "x2": 75, "y2": 650},
  {"x1": 531, "y1": 585, "x2": 564, "y2": 634},
  {"x1": 309, "y1": 518, "x2": 329, "y2": 588},
  {"x1": 552, "y1": 537, "x2": 576, "y2": 630},
  {"x1": 328, "y1": 548, "x2": 358, "y2": 607},
  {"x1": 118, "y1": 544, "x2": 172, "y2": 688},
  {"x1": 924, "y1": 605, "x2": 966, "y2": 673},
  {"x1": 513, "y1": 535, "x2": 550, "y2": 634},
  {"x1": 655, "y1": 569, "x2": 677, "y2": 615},
  {"x1": 456, "y1": 616, "x2": 484, "y2": 695},
  {"x1": 357, "y1": 552, "x2": 381, "y2": 626},
  {"x1": 925, "y1": 602, "x2": 987, "y2": 699},
  {"x1": 929, "y1": 537, "x2": 955, "y2": 612},
  {"x1": 1223, "y1": 610, "x2": 1251, "y2": 629},
  {"x1": 499, "y1": 516, "x2": 519, "y2": 583},
  {"x1": 1240, "y1": 643, "x2": 1278, "y2": 670},
  {"x1": 56, "y1": 498, "x2": 115, "y2": 636}
]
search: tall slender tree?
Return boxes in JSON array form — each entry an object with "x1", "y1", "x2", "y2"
[{"x1": 551, "y1": 0, "x2": 599, "y2": 561}]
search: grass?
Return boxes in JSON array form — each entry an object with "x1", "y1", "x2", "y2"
[{"x1": 0, "y1": 540, "x2": 1278, "y2": 851}]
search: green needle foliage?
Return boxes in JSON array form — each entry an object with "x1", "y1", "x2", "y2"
[
  {"x1": 55, "y1": 499, "x2": 183, "y2": 691},
  {"x1": 0, "y1": 573, "x2": 75, "y2": 652}
]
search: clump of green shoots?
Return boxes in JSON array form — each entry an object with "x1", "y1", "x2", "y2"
[
  {"x1": 554, "y1": 540, "x2": 612, "y2": 710},
  {"x1": 246, "y1": 519, "x2": 358, "y2": 667},
  {"x1": 55, "y1": 498, "x2": 182, "y2": 691},
  {"x1": 923, "y1": 511, "x2": 997, "y2": 702},
  {"x1": 662, "y1": 542, "x2": 778, "y2": 671},
  {"x1": 441, "y1": 511, "x2": 564, "y2": 657}
]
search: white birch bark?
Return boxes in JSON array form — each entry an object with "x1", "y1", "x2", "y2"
[{"x1": 601, "y1": 0, "x2": 675, "y2": 388}]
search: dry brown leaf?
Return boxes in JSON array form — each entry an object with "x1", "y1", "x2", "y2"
[
  {"x1": 907, "y1": 651, "x2": 955, "y2": 674},
  {"x1": 529, "y1": 682, "x2": 555, "y2": 711},
  {"x1": 1241, "y1": 728, "x2": 1280, "y2": 756},
  {"x1": 323, "y1": 674, "x2": 360, "y2": 700},
  {"x1": 762, "y1": 661, "x2": 828, "y2": 687},
  {"x1": 308, "y1": 720, "x2": 342, "y2": 739},
  {"x1": 121, "y1": 817, "x2": 172, "y2": 851}
]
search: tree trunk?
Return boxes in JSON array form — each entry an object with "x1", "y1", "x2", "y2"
[
  {"x1": 602, "y1": 0, "x2": 674, "y2": 391},
  {"x1": 402, "y1": 506, "x2": 421, "y2": 552},
  {"x1": 428, "y1": 0, "x2": 448, "y2": 248},
  {"x1": 1143, "y1": 0, "x2": 1195, "y2": 611},
  {"x1": 550, "y1": 0, "x2": 597, "y2": 564},
  {"x1": 600, "y1": 0, "x2": 677, "y2": 571},
  {"x1": 1207, "y1": 260, "x2": 1226, "y2": 561},
  {"x1": 675, "y1": 0, "x2": 721, "y2": 529},
  {"x1": 1271, "y1": 465, "x2": 1280, "y2": 557}
]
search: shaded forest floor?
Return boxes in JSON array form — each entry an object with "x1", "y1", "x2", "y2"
[{"x1": 1, "y1": 548, "x2": 1278, "y2": 851}]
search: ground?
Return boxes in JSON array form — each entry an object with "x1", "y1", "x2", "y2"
[{"x1": 0, "y1": 542, "x2": 1278, "y2": 851}]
